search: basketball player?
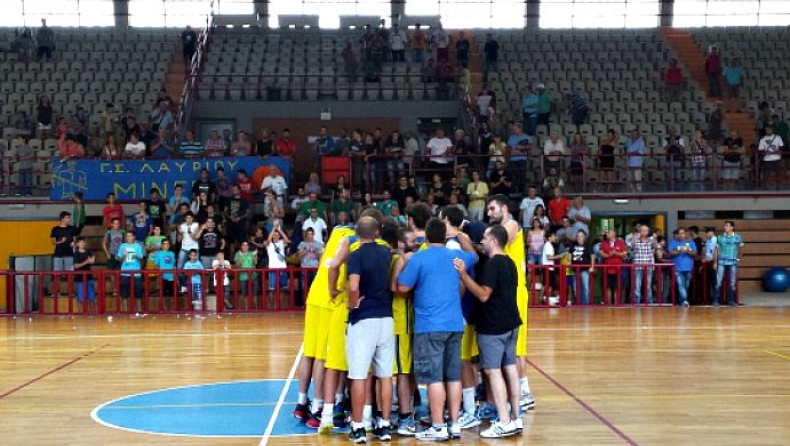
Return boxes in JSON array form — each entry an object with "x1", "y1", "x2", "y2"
[{"x1": 487, "y1": 195, "x2": 535, "y2": 410}]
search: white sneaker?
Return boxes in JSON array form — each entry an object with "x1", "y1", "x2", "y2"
[
  {"x1": 480, "y1": 420, "x2": 519, "y2": 438},
  {"x1": 456, "y1": 411, "x2": 481, "y2": 429},
  {"x1": 519, "y1": 392, "x2": 535, "y2": 410},
  {"x1": 513, "y1": 417, "x2": 524, "y2": 433},
  {"x1": 180, "y1": 286, "x2": 187, "y2": 293},
  {"x1": 416, "y1": 425, "x2": 449, "y2": 442},
  {"x1": 448, "y1": 423, "x2": 461, "y2": 439},
  {"x1": 318, "y1": 415, "x2": 334, "y2": 434}
]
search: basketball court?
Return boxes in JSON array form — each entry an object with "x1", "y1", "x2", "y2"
[{"x1": 2, "y1": 308, "x2": 789, "y2": 445}]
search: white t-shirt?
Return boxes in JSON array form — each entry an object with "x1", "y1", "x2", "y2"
[
  {"x1": 432, "y1": 29, "x2": 449, "y2": 48},
  {"x1": 125, "y1": 141, "x2": 146, "y2": 156},
  {"x1": 543, "y1": 139, "x2": 567, "y2": 161},
  {"x1": 267, "y1": 240, "x2": 287, "y2": 269},
  {"x1": 262, "y1": 175, "x2": 288, "y2": 196},
  {"x1": 390, "y1": 31, "x2": 407, "y2": 51},
  {"x1": 302, "y1": 217, "x2": 328, "y2": 244},
  {"x1": 180, "y1": 222, "x2": 200, "y2": 251},
  {"x1": 759, "y1": 134, "x2": 784, "y2": 162},
  {"x1": 211, "y1": 259, "x2": 231, "y2": 286},
  {"x1": 477, "y1": 95, "x2": 492, "y2": 113},
  {"x1": 519, "y1": 196, "x2": 545, "y2": 228},
  {"x1": 427, "y1": 137, "x2": 453, "y2": 164},
  {"x1": 541, "y1": 241, "x2": 555, "y2": 268}
]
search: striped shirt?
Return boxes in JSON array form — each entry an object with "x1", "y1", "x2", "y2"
[
  {"x1": 716, "y1": 233, "x2": 743, "y2": 266},
  {"x1": 179, "y1": 139, "x2": 204, "y2": 156},
  {"x1": 632, "y1": 236, "x2": 659, "y2": 264}
]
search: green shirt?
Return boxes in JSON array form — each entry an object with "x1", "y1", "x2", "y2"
[
  {"x1": 145, "y1": 235, "x2": 167, "y2": 252},
  {"x1": 375, "y1": 199, "x2": 398, "y2": 216},
  {"x1": 330, "y1": 198, "x2": 355, "y2": 219},
  {"x1": 716, "y1": 233, "x2": 743, "y2": 266},
  {"x1": 773, "y1": 121, "x2": 789, "y2": 146},
  {"x1": 72, "y1": 202, "x2": 86, "y2": 226},
  {"x1": 537, "y1": 92, "x2": 552, "y2": 114},
  {"x1": 234, "y1": 251, "x2": 257, "y2": 281},
  {"x1": 300, "y1": 200, "x2": 327, "y2": 219}
]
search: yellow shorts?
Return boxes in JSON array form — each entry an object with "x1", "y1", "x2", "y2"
[
  {"x1": 324, "y1": 302, "x2": 348, "y2": 372},
  {"x1": 302, "y1": 304, "x2": 320, "y2": 358},
  {"x1": 461, "y1": 324, "x2": 479, "y2": 362},
  {"x1": 516, "y1": 286, "x2": 529, "y2": 357},
  {"x1": 314, "y1": 306, "x2": 332, "y2": 361},
  {"x1": 393, "y1": 333, "x2": 412, "y2": 375}
]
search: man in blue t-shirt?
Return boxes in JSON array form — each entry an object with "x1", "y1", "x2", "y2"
[
  {"x1": 398, "y1": 218, "x2": 477, "y2": 441},
  {"x1": 669, "y1": 227, "x2": 697, "y2": 307},
  {"x1": 345, "y1": 217, "x2": 394, "y2": 443},
  {"x1": 117, "y1": 231, "x2": 145, "y2": 314}
]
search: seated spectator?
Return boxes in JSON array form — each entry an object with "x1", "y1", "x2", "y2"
[
  {"x1": 230, "y1": 131, "x2": 252, "y2": 156},
  {"x1": 446, "y1": 175, "x2": 466, "y2": 205},
  {"x1": 302, "y1": 207, "x2": 328, "y2": 244},
  {"x1": 542, "y1": 167, "x2": 565, "y2": 198},
  {"x1": 304, "y1": 172, "x2": 322, "y2": 196},
  {"x1": 299, "y1": 192, "x2": 327, "y2": 222},
  {"x1": 262, "y1": 190, "x2": 285, "y2": 223},
  {"x1": 120, "y1": 108, "x2": 140, "y2": 143},
  {"x1": 149, "y1": 129, "x2": 176, "y2": 159},
  {"x1": 150, "y1": 100, "x2": 174, "y2": 133},
  {"x1": 101, "y1": 134, "x2": 122, "y2": 160},
  {"x1": 568, "y1": 133, "x2": 589, "y2": 191},
  {"x1": 664, "y1": 58, "x2": 683, "y2": 102},
  {"x1": 100, "y1": 103, "x2": 118, "y2": 137},
  {"x1": 205, "y1": 130, "x2": 226, "y2": 157},
  {"x1": 261, "y1": 168, "x2": 288, "y2": 208},
  {"x1": 720, "y1": 131, "x2": 744, "y2": 190},
  {"x1": 13, "y1": 111, "x2": 32, "y2": 137},
  {"x1": 179, "y1": 130, "x2": 203, "y2": 157},
  {"x1": 330, "y1": 188, "x2": 356, "y2": 226},
  {"x1": 60, "y1": 134, "x2": 86, "y2": 160},
  {"x1": 276, "y1": 128, "x2": 297, "y2": 161},
  {"x1": 123, "y1": 133, "x2": 146, "y2": 159},
  {"x1": 428, "y1": 174, "x2": 448, "y2": 206},
  {"x1": 330, "y1": 174, "x2": 349, "y2": 200},
  {"x1": 256, "y1": 128, "x2": 275, "y2": 158},
  {"x1": 489, "y1": 161, "x2": 513, "y2": 196},
  {"x1": 543, "y1": 132, "x2": 567, "y2": 174},
  {"x1": 486, "y1": 133, "x2": 508, "y2": 179}
]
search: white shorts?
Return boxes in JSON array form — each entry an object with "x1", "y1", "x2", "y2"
[{"x1": 345, "y1": 317, "x2": 395, "y2": 380}]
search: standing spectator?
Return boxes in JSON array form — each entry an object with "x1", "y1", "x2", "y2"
[
  {"x1": 723, "y1": 58, "x2": 744, "y2": 112},
  {"x1": 569, "y1": 230, "x2": 595, "y2": 305},
  {"x1": 256, "y1": 128, "x2": 274, "y2": 158},
  {"x1": 102, "y1": 218, "x2": 124, "y2": 278},
  {"x1": 225, "y1": 185, "x2": 249, "y2": 255},
  {"x1": 597, "y1": 129, "x2": 618, "y2": 192},
  {"x1": 431, "y1": 23, "x2": 450, "y2": 63},
  {"x1": 568, "y1": 133, "x2": 589, "y2": 191},
  {"x1": 487, "y1": 133, "x2": 508, "y2": 180},
  {"x1": 391, "y1": 175, "x2": 420, "y2": 210},
  {"x1": 455, "y1": 31, "x2": 470, "y2": 67},
  {"x1": 489, "y1": 161, "x2": 512, "y2": 196},
  {"x1": 73, "y1": 237, "x2": 96, "y2": 313},
  {"x1": 477, "y1": 90, "x2": 494, "y2": 125},
  {"x1": 708, "y1": 102, "x2": 724, "y2": 146},
  {"x1": 526, "y1": 218, "x2": 546, "y2": 265},
  {"x1": 397, "y1": 218, "x2": 477, "y2": 441},
  {"x1": 409, "y1": 23, "x2": 427, "y2": 63},
  {"x1": 536, "y1": 84, "x2": 552, "y2": 126},
  {"x1": 230, "y1": 131, "x2": 252, "y2": 157},
  {"x1": 117, "y1": 231, "x2": 144, "y2": 314},
  {"x1": 341, "y1": 41, "x2": 358, "y2": 83},
  {"x1": 669, "y1": 227, "x2": 696, "y2": 307},
  {"x1": 50, "y1": 211, "x2": 77, "y2": 296},
  {"x1": 179, "y1": 130, "x2": 203, "y2": 157},
  {"x1": 198, "y1": 218, "x2": 223, "y2": 268},
  {"x1": 102, "y1": 193, "x2": 124, "y2": 229},
  {"x1": 211, "y1": 251, "x2": 234, "y2": 310},
  {"x1": 519, "y1": 186, "x2": 544, "y2": 230},
  {"x1": 177, "y1": 212, "x2": 201, "y2": 290},
  {"x1": 389, "y1": 24, "x2": 407, "y2": 63},
  {"x1": 150, "y1": 101, "x2": 174, "y2": 133},
  {"x1": 15, "y1": 27, "x2": 35, "y2": 63},
  {"x1": 631, "y1": 224, "x2": 661, "y2": 304},
  {"x1": 314, "y1": 125, "x2": 336, "y2": 158},
  {"x1": 547, "y1": 187, "x2": 570, "y2": 234},
  {"x1": 35, "y1": 94, "x2": 54, "y2": 139},
  {"x1": 264, "y1": 221, "x2": 290, "y2": 306},
  {"x1": 100, "y1": 103, "x2": 118, "y2": 137},
  {"x1": 705, "y1": 45, "x2": 722, "y2": 98},
  {"x1": 276, "y1": 128, "x2": 297, "y2": 162},
  {"x1": 720, "y1": 131, "x2": 744, "y2": 190},
  {"x1": 384, "y1": 129, "x2": 406, "y2": 183},
  {"x1": 664, "y1": 134, "x2": 685, "y2": 191},
  {"x1": 757, "y1": 125, "x2": 784, "y2": 189},
  {"x1": 567, "y1": 196, "x2": 591, "y2": 236},
  {"x1": 663, "y1": 59, "x2": 683, "y2": 102},
  {"x1": 234, "y1": 241, "x2": 258, "y2": 309},
  {"x1": 507, "y1": 123, "x2": 529, "y2": 186},
  {"x1": 36, "y1": 19, "x2": 55, "y2": 61},
  {"x1": 454, "y1": 225, "x2": 522, "y2": 438},
  {"x1": 713, "y1": 221, "x2": 743, "y2": 306},
  {"x1": 129, "y1": 201, "x2": 153, "y2": 243},
  {"x1": 521, "y1": 85, "x2": 539, "y2": 137},
  {"x1": 599, "y1": 229, "x2": 627, "y2": 305},
  {"x1": 204, "y1": 130, "x2": 225, "y2": 157},
  {"x1": 689, "y1": 130, "x2": 710, "y2": 191},
  {"x1": 541, "y1": 167, "x2": 565, "y2": 198},
  {"x1": 771, "y1": 114, "x2": 790, "y2": 149},
  {"x1": 302, "y1": 208, "x2": 328, "y2": 244},
  {"x1": 72, "y1": 192, "x2": 86, "y2": 235},
  {"x1": 466, "y1": 170, "x2": 489, "y2": 222},
  {"x1": 15, "y1": 135, "x2": 34, "y2": 196},
  {"x1": 625, "y1": 129, "x2": 646, "y2": 192},
  {"x1": 483, "y1": 33, "x2": 499, "y2": 81},
  {"x1": 182, "y1": 249, "x2": 205, "y2": 309},
  {"x1": 565, "y1": 91, "x2": 589, "y2": 126},
  {"x1": 181, "y1": 25, "x2": 198, "y2": 65},
  {"x1": 426, "y1": 128, "x2": 453, "y2": 174},
  {"x1": 543, "y1": 132, "x2": 567, "y2": 174}
]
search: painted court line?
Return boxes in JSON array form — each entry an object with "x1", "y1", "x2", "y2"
[
  {"x1": 259, "y1": 343, "x2": 304, "y2": 446},
  {"x1": 0, "y1": 344, "x2": 109, "y2": 400},
  {"x1": 764, "y1": 349, "x2": 790, "y2": 363},
  {"x1": 527, "y1": 358, "x2": 640, "y2": 446}
]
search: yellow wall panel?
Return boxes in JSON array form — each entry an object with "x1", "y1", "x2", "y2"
[{"x1": 0, "y1": 221, "x2": 56, "y2": 311}]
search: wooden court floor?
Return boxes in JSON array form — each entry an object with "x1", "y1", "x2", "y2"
[{"x1": 2, "y1": 307, "x2": 790, "y2": 446}]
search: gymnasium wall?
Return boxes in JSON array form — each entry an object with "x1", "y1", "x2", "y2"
[{"x1": 0, "y1": 221, "x2": 57, "y2": 311}]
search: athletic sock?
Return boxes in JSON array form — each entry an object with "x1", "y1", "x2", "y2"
[
  {"x1": 462, "y1": 387, "x2": 476, "y2": 414},
  {"x1": 310, "y1": 398, "x2": 323, "y2": 413},
  {"x1": 297, "y1": 392, "x2": 308, "y2": 405},
  {"x1": 362, "y1": 404, "x2": 372, "y2": 423},
  {"x1": 321, "y1": 404, "x2": 334, "y2": 422},
  {"x1": 352, "y1": 421, "x2": 365, "y2": 430},
  {"x1": 520, "y1": 377, "x2": 532, "y2": 395},
  {"x1": 378, "y1": 418, "x2": 391, "y2": 428}
]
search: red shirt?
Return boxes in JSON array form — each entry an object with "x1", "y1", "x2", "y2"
[
  {"x1": 102, "y1": 204, "x2": 124, "y2": 228},
  {"x1": 600, "y1": 238, "x2": 627, "y2": 274},
  {"x1": 547, "y1": 197, "x2": 570, "y2": 225},
  {"x1": 236, "y1": 178, "x2": 254, "y2": 204},
  {"x1": 276, "y1": 138, "x2": 296, "y2": 157},
  {"x1": 665, "y1": 67, "x2": 683, "y2": 86}
]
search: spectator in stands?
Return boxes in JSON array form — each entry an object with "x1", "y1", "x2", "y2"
[
  {"x1": 568, "y1": 133, "x2": 589, "y2": 191},
  {"x1": 723, "y1": 58, "x2": 744, "y2": 112},
  {"x1": 15, "y1": 135, "x2": 34, "y2": 196},
  {"x1": 303, "y1": 208, "x2": 328, "y2": 244},
  {"x1": 181, "y1": 25, "x2": 198, "y2": 65},
  {"x1": 261, "y1": 167, "x2": 288, "y2": 208},
  {"x1": 50, "y1": 211, "x2": 76, "y2": 297},
  {"x1": 100, "y1": 103, "x2": 118, "y2": 137},
  {"x1": 466, "y1": 170, "x2": 489, "y2": 221},
  {"x1": 543, "y1": 131, "x2": 567, "y2": 174},
  {"x1": 669, "y1": 227, "x2": 696, "y2": 307},
  {"x1": 222, "y1": 129, "x2": 233, "y2": 151},
  {"x1": 150, "y1": 101, "x2": 174, "y2": 133},
  {"x1": 521, "y1": 84, "x2": 539, "y2": 137},
  {"x1": 262, "y1": 190, "x2": 285, "y2": 223},
  {"x1": 392, "y1": 175, "x2": 420, "y2": 210},
  {"x1": 519, "y1": 186, "x2": 544, "y2": 230},
  {"x1": 363, "y1": 132, "x2": 384, "y2": 191},
  {"x1": 452, "y1": 129, "x2": 472, "y2": 168},
  {"x1": 299, "y1": 192, "x2": 328, "y2": 223},
  {"x1": 13, "y1": 111, "x2": 32, "y2": 137},
  {"x1": 99, "y1": 134, "x2": 120, "y2": 160},
  {"x1": 55, "y1": 117, "x2": 69, "y2": 152},
  {"x1": 477, "y1": 89, "x2": 494, "y2": 125},
  {"x1": 167, "y1": 185, "x2": 188, "y2": 226},
  {"x1": 368, "y1": 29, "x2": 387, "y2": 78},
  {"x1": 330, "y1": 188, "x2": 355, "y2": 226},
  {"x1": 117, "y1": 231, "x2": 145, "y2": 314},
  {"x1": 568, "y1": 196, "x2": 591, "y2": 236},
  {"x1": 720, "y1": 131, "x2": 744, "y2": 190},
  {"x1": 409, "y1": 23, "x2": 427, "y2": 63},
  {"x1": 390, "y1": 24, "x2": 407, "y2": 63},
  {"x1": 123, "y1": 133, "x2": 146, "y2": 160},
  {"x1": 771, "y1": 115, "x2": 789, "y2": 150},
  {"x1": 276, "y1": 128, "x2": 296, "y2": 162},
  {"x1": 315, "y1": 126, "x2": 336, "y2": 158},
  {"x1": 35, "y1": 94, "x2": 54, "y2": 140},
  {"x1": 451, "y1": 30, "x2": 469, "y2": 68},
  {"x1": 427, "y1": 128, "x2": 453, "y2": 175},
  {"x1": 341, "y1": 41, "x2": 358, "y2": 83},
  {"x1": 192, "y1": 168, "x2": 217, "y2": 204},
  {"x1": 15, "y1": 27, "x2": 35, "y2": 63},
  {"x1": 597, "y1": 129, "x2": 618, "y2": 192},
  {"x1": 199, "y1": 130, "x2": 221, "y2": 157},
  {"x1": 664, "y1": 134, "x2": 684, "y2": 191},
  {"x1": 569, "y1": 230, "x2": 595, "y2": 305},
  {"x1": 179, "y1": 130, "x2": 203, "y2": 157},
  {"x1": 230, "y1": 131, "x2": 252, "y2": 156},
  {"x1": 599, "y1": 229, "x2": 627, "y2": 305},
  {"x1": 632, "y1": 224, "x2": 661, "y2": 304},
  {"x1": 487, "y1": 133, "x2": 508, "y2": 180},
  {"x1": 489, "y1": 161, "x2": 512, "y2": 196},
  {"x1": 689, "y1": 130, "x2": 710, "y2": 191},
  {"x1": 152, "y1": 128, "x2": 177, "y2": 159},
  {"x1": 547, "y1": 187, "x2": 570, "y2": 234},
  {"x1": 384, "y1": 130, "x2": 406, "y2": 183},
  {"x1": 755, "y1": 102, "x2": 773, "y2": 138},
  {"x1": 59, "y1": 134, "x2": 85, "y2": 160},
  {"x1": 708, "y1": 102, "x2": 724, "y2": 146},
  {"x1": 625, "y1": 129, "x2": 645, "y2": 192},
  {"x1": 129, "y1": 201, "x2": 153, "y2": 242},
  {"x1": 704, "y1": 45, "x2": 722, "y2": 98},
  {"x1": 663, "y1": 58, "x2": 683, "y2": 103},
  {"x1": 304, "y1": 172, "x2": 321, "y2": 196},
  {"x1": 255, "y1": 128, "x2": 274, "y2": 158},
  {"x1": 428, "y1": 174, "x2": 448, "y2": 206},
  {"x1": 565, "y1": 92, "x2": 589, "y2": 126},
  {"x1": 536, "y1": 84, "x2": 552, "y2": 127},
  {"x1": 758, "y1": 124, "x2": 784, "y2": 189},
  {"x1": 432, "y1": 23, "x2": 450, "y2": 63},
  {"x1": 483, "y1": 33, "x2": 499, "y2": 81}
]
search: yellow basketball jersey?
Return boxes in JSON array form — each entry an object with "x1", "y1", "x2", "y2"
[
  {"x1": 334, "y1": 238, "x2": 392, "y2": 304},
  {"x1": 306, "y1": 227, "x2": 357, "y2": 309},
  {"x1": 504, "y1": 223, "x2": 528, "y2": 286},
  {"x1": 391, "y1": 253, "x2": 413, "y2": 335}
]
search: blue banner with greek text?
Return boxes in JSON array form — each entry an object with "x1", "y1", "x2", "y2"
[{"x1": 50, "y1": 157, "x2": 290, "y2": 200}]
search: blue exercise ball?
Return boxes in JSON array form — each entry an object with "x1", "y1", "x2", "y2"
[{"x1": 764, "y1": 267, "x2": 790, "y2": 293}]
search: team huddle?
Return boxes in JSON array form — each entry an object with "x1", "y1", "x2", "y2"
[{"x1": 293, "y1": 195, "x2": 535, "y2": 442}]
